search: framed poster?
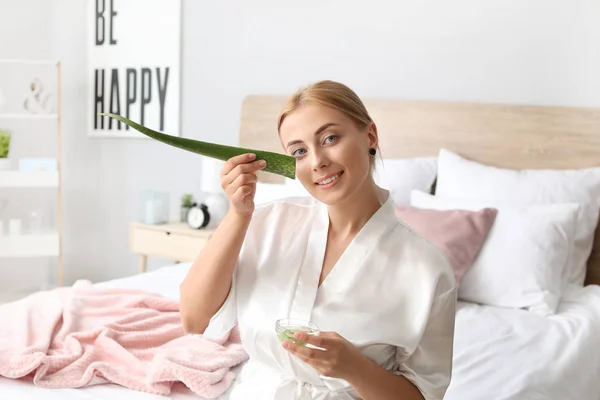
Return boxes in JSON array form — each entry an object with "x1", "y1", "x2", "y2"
[{"x1": 87, "y1": 0, "x2": 181, "y2": 138}]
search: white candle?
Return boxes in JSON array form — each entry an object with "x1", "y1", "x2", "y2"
[{"x1": 9, "y1": 219, "x2": 21, "y2": 235}]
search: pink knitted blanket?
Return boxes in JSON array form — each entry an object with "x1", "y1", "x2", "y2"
[{"x1": 0, "y1": 280, "x2": 248, "y2": 398}]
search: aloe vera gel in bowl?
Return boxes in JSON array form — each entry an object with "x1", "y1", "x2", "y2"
[{"x1": 276, "y1": 318, "x2": 320, "y2": 347}]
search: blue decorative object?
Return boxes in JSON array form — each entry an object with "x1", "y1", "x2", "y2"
[{"x1": 138, "y1": 190, "x2": 169, "y2": 225}]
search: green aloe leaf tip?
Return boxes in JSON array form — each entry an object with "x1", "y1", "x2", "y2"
[{"x1": 97, "y1": 113, "x2": 296, "y2": 180}]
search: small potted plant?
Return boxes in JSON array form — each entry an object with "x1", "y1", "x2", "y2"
[
  {"x1": 180, "y1": 193, "x2": 194, "y2": 222},
  {"x1": 0, "y1": 129, "x2": 11, "y2": 171}
]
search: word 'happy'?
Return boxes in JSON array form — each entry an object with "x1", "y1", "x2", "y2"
[{"x1": 92, "y1": 0, "x2": 171, "y2": 132}]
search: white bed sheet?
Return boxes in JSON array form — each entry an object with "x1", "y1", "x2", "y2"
[
  {"x1": 1, "y1": 262, "x2": 600, "y2": 400},
  {"x1": 446, "y1": 283, "x2": 600, "y2": 400}
]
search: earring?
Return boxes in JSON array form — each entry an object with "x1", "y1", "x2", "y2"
[{"x1": 369, "y1": 148, "x2": 376, "y2": 156}]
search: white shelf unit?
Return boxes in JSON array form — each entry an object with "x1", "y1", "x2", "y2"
[
  {"x1": 0, "y1": 232, "x2": 60, "y2": 257},
  {"x1": 0, "y1": 114, "x2": 58, "y2": 120},
  {"x1": 0, "y1": 59, "x2": 63, "y2": 293},
  {"x1": 0, "y1": 171, "x2": 59, "y2": 187}
]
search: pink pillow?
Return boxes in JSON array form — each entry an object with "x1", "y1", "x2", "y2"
[{"x1": 395, "y1": 205, "x2": 498, "y2": 286}]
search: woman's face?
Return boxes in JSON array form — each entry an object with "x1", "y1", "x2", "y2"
[{"x1": 279, "y1": 104, "x2": 378, "y2": 205}]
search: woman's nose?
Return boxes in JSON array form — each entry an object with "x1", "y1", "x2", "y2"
[{"x1": 311, "y1": 150, "x2": 329, "y2": 171}]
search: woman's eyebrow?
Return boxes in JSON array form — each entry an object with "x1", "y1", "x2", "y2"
[{"x1": 286, "y1": 122, "x2": 339, "y2": 148}]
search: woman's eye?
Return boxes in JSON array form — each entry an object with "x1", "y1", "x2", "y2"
[
  {"x1": 292, "y1": 148, "x2": 306, "y2": 157},
  {"x1": 324, "y1": 135, "x2": 338, "y2": 144}
]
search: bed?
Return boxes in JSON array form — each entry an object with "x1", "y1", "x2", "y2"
[{"x1": 2, "y1": 95, "x2": 600, "y2": 399}]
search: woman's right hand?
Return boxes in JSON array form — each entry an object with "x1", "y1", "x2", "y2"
[{"x1": 220, "y1": 153, "x2": 267, "y2": 216}]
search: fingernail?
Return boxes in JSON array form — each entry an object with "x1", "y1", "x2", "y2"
[
  {"x1": 283, "y1": 341, "x2": 290, "y2": 349},
  {"x1": 259, "y1": 160, "x2": 267, "y2": 168},
  {"x1": 249, "y1": 154, "x2": 256, "y2": 160},
  {"x1": 294, "y1": 332, "x2": 303, "y2": 340}
]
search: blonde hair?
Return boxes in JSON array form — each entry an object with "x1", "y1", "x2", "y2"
[{"x1": 277, "y1": 80, "x2": 380, "y2": 170}]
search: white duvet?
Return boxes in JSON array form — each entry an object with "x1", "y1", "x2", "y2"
[
  {"x1": 1, "y1": 263, "x2": 600, "y2": 400},
  {"x1": 447, "y1": 283, "x2": 600, "y2": 400}
]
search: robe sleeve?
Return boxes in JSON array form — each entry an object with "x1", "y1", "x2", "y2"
[
  {"x1": 199, "y1": 204, "x2": 265, "y2": 341},
  {"x1": 394, "y1": 287, "x2": 457, "y2": 400},
  {"x1": 198, "y1": 201, "x2": 278, "y2": 340},
  {"x1": 201, "y1": 266, "x2": 239, "y2": 340}
]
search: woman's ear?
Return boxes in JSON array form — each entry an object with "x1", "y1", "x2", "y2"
[{"x1": 366, "y1": 122, "x2": 379, "y2": 149}]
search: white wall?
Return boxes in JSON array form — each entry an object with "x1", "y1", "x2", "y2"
[{"x1": 1, "y1": 0, "x2": 598, "y2": 288}]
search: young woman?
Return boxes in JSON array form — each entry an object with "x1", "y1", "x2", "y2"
[{"x1": 179, "y1": 80, "x2": 457, "y2": 400}]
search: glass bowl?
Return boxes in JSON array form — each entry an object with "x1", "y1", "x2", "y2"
[{"x1": 275, "y1": 318, "x2": 320, "y2": 347}]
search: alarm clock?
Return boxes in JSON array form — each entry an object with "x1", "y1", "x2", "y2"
[{"x1": 186, "y1": 203, "x2": 210, "y2": 229}]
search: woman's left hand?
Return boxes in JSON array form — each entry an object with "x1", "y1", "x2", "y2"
[{"x1": 282, "y1": 331, "x2": 368, "y2": 380}]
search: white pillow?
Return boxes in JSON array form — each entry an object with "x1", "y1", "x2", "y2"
[
  {"x1": 411, "y1": 190, "x2": 579, "y2": 316},
  {"x1": 284, "y1": 175, "x2": 311, "y2": 195},
  {"x1": 435, "y1": 149, "x2": 600, "y2": 286},
  {"x1": 254, "y1": 179, "x2": 309, "y2": 205},
  {"x1": 372, "y1": 156, "x2": 437, "y2": 205}
]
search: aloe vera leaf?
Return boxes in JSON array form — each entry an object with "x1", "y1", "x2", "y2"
[
  {"x1": 98, "y1": 113, "x2": 296, "y2": 180},
  {"x1": 277, "y1": 329, "x2": 306, "y2": 345}
]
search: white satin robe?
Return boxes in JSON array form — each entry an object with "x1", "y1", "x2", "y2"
[{"x1": 202, "y1": 194, "x2": 457, "y2": 400}]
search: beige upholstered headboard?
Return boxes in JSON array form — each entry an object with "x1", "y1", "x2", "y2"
[{"x1": 239, "y1": 94, "x2": 600, "y2": 286}]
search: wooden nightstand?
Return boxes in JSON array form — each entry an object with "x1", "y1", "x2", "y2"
[{"x1": 130, "y1": 222, "x2": 216, "y2": 273}]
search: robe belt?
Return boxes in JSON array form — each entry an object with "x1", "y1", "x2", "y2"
[{"x1": 274, "y1": 376, "x2": 357, "y2": 400}]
